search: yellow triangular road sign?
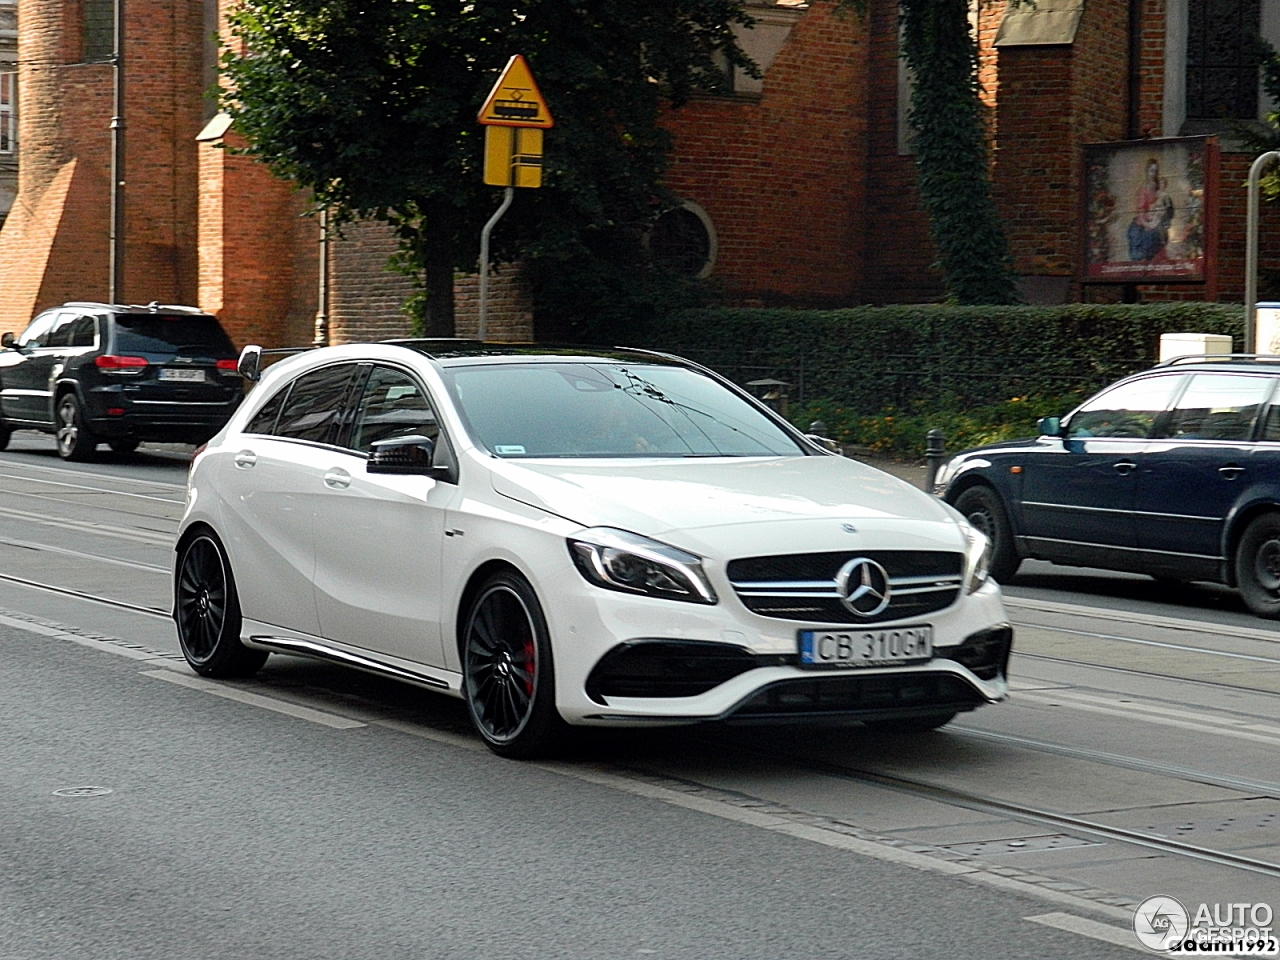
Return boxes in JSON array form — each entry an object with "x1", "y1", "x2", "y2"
[{"x1": 478, "y1": 55, "x2": 554, "y2": 128}]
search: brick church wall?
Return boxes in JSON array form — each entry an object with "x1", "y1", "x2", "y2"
[{"x1": 662, "y1": 0, "x2": 868, "y2": 307}]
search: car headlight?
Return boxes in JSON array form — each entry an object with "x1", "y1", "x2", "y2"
[
  {"x1": 962, "y1": 524, "x2": 991, "y2": 594},
  {"x1": 568, "y1": 527, "x2": 718, "y2": 604}
]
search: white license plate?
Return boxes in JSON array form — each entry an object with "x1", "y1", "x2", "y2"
[
  {"x1": 798, "y1": 626, "x2": 933, "y2": 669},
  {"x1": 159, "y1": 368, "x2": 205, "y2": 382}
]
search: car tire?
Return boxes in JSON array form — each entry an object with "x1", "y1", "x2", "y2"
[
  {"x1": 174, "y1": 531, "x2": 269, "y2": 678},
  {"x1": 55, "y1": 393, "x2": 98, "y2": 462},
  {"x1": 109, "y1": 439, "x2": 139, "y2": 455},
  {"x1": 954, "y1": 485, "x2": 1020, "y2": 583},
  {"x1": 1236, "y1": 513, "x2": 1280, "y2": 619},
  {"x1": 462, "y1": 570, "x2": 567, "y2": 759},
  {"x1": 0, "y1": 423, "x2": 10, "y2": 452}
]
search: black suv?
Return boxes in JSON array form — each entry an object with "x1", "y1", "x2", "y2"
[{"x1": 0, "y1": 302, "x2": 243, "y2": 460}]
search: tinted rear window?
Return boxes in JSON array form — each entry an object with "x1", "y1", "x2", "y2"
[{"x1": 112, "y1": 315, "x2": 235, "y2": 358}]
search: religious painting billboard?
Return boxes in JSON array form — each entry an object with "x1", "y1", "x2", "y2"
[{"x1": 1082, "y1": 137, "x2": 1219, "y2": 284}]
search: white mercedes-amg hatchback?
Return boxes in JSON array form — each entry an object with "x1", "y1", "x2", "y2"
[{"x1": 173, "y1": 341, "x2": 1011, "y2": 757}]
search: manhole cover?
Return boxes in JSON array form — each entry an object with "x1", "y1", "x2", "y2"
[{"x1": 52, "y1": 786, "x2": 113, "y2": 798}]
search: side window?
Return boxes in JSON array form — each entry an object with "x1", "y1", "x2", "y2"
[
  {"x1": 68, "y1": 315, "x2": 98, "y2": 348},
  {"x1": 45, "y1": 312, "x2": 85, "y2": 349},
  {"x1": 348, "y1": 365, "x2": 439, "y2": 454},
  {"x1": 1161, "y1": 374, "x2": 1272, "y2": 442},
  {"x1": 17, "y1": 312, "x2": 58, "y2": 349},
  {"x1": 1068, "y1": 376, "x2": 1179, "y2": 439},
  {"x1": 274, "y1": 364, "x2": 356, "y2": 444},
  {"x1": 245, "y1": 384, "x2": 291, "y2": 436}
]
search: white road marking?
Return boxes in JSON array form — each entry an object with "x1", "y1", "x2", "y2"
[
  {"x1": 0, "y1": 503, "x2": 173, "y2": 545},
  {"x1": 0, "y1": 535, "x2": 169, "y2": 573},
  {"x1": 1025, "y1": 912, "x2": 1143, "y2": 951},
  {"x1": 1014, "y1": 621, "x2": 1280, "y2": 665},
  {"x1": 141, "y1": 669, "x2": 367, "y2": 729},
  {"x1": 1016, "y1": 688, "x2": 1280, "y2": 746},
  {"x1": 1005, "y1": 595, "x2": 1280, "y2": 644},
  {"x1": 0, "y1": 471, "x2": 186, "y2": 504},
  {"x1": 0, "y1": 457, "x2": 187, "y2": 490}
]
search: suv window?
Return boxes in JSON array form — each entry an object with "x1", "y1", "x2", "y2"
[
  {"x1": 1161, "y1": 374, "x2": 1272, "y2": 442},
  {"x1": 111, "y1": 314, "x2": 235, "y2": 358},
  {"x1": 17, "y1": 311, "x2": 57, "y2": 348},
  {"x1": 273, "y1": 364, "x2": 356, "y2": 444},
  {"x1": 348, "y1": 366, "x2": 439, "y2": 454},
  {"x1": 1068, "y1": 375, "x2": 1180, "y2": 439},
  {"x1": 46, "y1": 313, "x2": 97, "y2": 349}
]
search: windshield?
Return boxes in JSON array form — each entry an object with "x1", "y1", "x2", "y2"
[
  {"x1": 112, "y1": 315, "x2": 236, "y2": 358},
  {"x1": 443, "y1": 362, "x2": 805, "y2": 458}
]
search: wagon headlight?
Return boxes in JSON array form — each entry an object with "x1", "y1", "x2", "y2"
[
  {"x1": 568, "y1": 527, "x2": 718, "y2": 604},
  {"x1": 933, "y1": 458, "x2": 959, "y2": 496},
  {"x1": 962, "y1": 525, "x2": 991, "y2": 594}
]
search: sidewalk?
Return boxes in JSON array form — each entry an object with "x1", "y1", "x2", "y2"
[{"x1": 842, "y1": 449, "x2": 931, "y2": 492}]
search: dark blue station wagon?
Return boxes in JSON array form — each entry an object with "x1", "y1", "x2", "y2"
[{"x1": 937, "y1": 356, "x2": 1280, "y2": 619}]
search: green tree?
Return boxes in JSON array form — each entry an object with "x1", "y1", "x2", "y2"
[
  {"x1": 222, "y1": 0, "x2": 754, "y2": 336},
  {"x1": 843, "y1": 0, "x2": 1019, "y2": 304}
]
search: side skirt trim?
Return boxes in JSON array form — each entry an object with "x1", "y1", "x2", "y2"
[{"x1": 248, "y1": 635, "x2": 451, "y2": 690}]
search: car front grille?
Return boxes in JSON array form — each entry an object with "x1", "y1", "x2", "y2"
[{"x1": 725, "y1": 550, "x2": 963, "y2": 624}]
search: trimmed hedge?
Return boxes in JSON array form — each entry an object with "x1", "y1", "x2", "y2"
[{"x1": 630, "y1": 303, "x2": 1245, "y2": 414}]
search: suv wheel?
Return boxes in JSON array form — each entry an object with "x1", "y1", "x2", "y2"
[
  {"x1": 109, "y1": 439, "x2": 139, "y2": 455},
  {"x1": 0, "y1": 423, "x2": 10, "y2": 452},
  {"x1": 55, "y1": 394, "x2": 97, "y2": 462},
  {"x1": 1236, "y1": 513, "x2": 1280, "y2": 619}
]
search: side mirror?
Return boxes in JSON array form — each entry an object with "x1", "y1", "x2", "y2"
[
  {"x1": 1037, "y1": 416, "x2": 1063, "y2": 437},
  {"x1": 1, "y1": 332, "x2": 14, "y2": 349},
  {"x1": 368, "y1": 434, "x2": 448, "y2": 477},
  {"x1": 237, "y1": 345, "x2": 263, "y2": 382}
]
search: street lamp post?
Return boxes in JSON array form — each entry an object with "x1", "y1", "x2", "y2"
[
  {"x1": 107, "y1": 0, "x2": 125, "y2": 304},
  {"x1": 1245, "y1": 150, "x2": 1280, "y2": 354}
]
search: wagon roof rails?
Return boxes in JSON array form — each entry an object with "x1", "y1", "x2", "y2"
[{"x1": 1155, "y1": 353, "x2": 1280, "y2": 367}]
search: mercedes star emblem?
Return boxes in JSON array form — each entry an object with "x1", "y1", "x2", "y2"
[{"x1": 835, "y1": 557, "x2": 892, "y2": 617}]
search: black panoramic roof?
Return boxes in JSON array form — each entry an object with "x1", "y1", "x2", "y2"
[{"x1": 385, "y1": 339, "x2": 686, "y2": 366}]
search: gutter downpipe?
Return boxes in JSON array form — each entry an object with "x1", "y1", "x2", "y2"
[
  {"x1": 313, "y1": 208, "x2": 329, "y2": 346},
  {"x1": 107, "y1": 0, "x2": 125, "y2": 304},
  {"x1": 1245, "y1": 151, "x2": 1280, "y2": 354}
]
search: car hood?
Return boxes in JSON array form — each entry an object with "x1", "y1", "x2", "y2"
[{"x1": 488, "y1": 455, "x2": 964, "y2": 550}]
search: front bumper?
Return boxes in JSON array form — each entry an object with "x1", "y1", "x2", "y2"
[{"x1": 546, "y1": 576, "x2": 1011, "y2": 726}]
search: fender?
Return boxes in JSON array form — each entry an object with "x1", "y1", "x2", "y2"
[{"x1": 1221, "y1": 482, "x2": 1280, "y2": 581}]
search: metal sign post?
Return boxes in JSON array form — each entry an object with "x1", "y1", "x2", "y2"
[
  {"x1": 1246, "y1": 150, "x2": 1280, "y2": 354},
  {"x1": 475, "y1": 55, "x2": 553, "y2": 339}
]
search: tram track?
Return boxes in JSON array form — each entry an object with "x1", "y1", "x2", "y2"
[{"x1": 682, "y1": 732, "x2": 1280, "y2": 880}]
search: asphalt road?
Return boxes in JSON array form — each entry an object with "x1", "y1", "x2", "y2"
[{"x1": 2, "y1": 431, "x2": 1279, "y2": 958}]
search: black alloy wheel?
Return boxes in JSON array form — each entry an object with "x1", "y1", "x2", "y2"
[
  {"x1": 462, "y1": 571, "x2": 566, "y2": 758},
  {"x1": 954, "y1": 485, "x2": 1020, "y2": 583},
  {"x1": 1236, "y1": 513, "x2": 1280, "y2": 619},
  {"x1": 174, "y1": 531, "x2": 268, "y2": 677},
  {"x1": 55, "y1": 393, "x2": 97, "y2": 462}
]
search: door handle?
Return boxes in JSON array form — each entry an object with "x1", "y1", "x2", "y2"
[
  {"x1": 233, "y1": 450, "x2": 257, "y2": 469},
  {"x1": 1113, "y1": 460, "x2": 1137, "y2": 475},
  {"x1": 323, "y1": 468, "x2": 352, "y2": 489},
  {"x1": 1219, "y1": 464, "x2": 1246, "y2": 479}
]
